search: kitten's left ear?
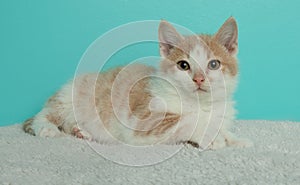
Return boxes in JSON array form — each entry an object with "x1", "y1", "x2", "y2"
[{"x1": 214, "y1": 17, "x2": 238, "y2": 56}]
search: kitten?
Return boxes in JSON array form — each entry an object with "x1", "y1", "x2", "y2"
[{"x1": 23, "y1": 17, "x2": 252, "y2": 149}]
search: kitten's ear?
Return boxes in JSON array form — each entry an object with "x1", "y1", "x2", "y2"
[
  {"x1": 214, "y1": 17, "x2": 238, "y2": 56},
  {"x1": 158, "y1": 20, "x2": 183, "y2": 57}
]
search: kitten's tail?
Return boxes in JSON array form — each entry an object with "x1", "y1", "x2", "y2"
[{"x1": 23, "y1": 117, "x2": 36, "y2": 136}]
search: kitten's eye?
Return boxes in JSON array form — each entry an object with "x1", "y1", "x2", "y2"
[
  {"x1": 208, "y1": 60, "x2": 221, "y2": 70},
  {"x1": 177, "y1": 60, "x2": 190, "y2": 71}
]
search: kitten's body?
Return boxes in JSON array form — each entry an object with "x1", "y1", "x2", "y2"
[{"x1": 24, "y1": 18, "x2": 251, "y2": 149}]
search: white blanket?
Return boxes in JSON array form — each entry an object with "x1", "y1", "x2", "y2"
[{"x1": 1, "y1": 120, "x2": 299, "y2": 184}]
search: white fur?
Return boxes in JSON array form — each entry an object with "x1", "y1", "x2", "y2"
[
  {"x1": 28, "y1": 44, "x2": 248, "y2": 149},
  {"x1": 25, "y1": 18, "x2": 252, "y2": 149}
]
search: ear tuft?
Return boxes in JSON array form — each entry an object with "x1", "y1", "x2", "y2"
[
  {"x1": 158, "y1": 20, "x2": 183, "y2": 57},
  {"x1": 215, "y1": 17, "x2": 238, "y2": 56}
]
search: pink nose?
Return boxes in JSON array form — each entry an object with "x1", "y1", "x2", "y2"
[{"x1": 193, "y1": 75, "x2": 205, "y2": 86}]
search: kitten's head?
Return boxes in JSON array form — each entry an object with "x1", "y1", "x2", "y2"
[{"x1": 158, "y1": 17, "x2": 238, "y2": 97}]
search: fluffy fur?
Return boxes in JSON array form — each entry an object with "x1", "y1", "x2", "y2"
[{"x1": 23, "y1": 17, "x2": 252, "y2": 149}]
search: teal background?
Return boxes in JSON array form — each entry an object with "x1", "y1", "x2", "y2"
[{"x1": 0, "y1": 0, "x2": 299, "y2": 126}]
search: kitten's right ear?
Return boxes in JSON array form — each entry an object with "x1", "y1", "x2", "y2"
[
  {"x1": 214, "y1": 17, "x2": 238, "y2": 56},
  {"x1": 158, "y1": 20, "x2": 183, "y2": 57}
]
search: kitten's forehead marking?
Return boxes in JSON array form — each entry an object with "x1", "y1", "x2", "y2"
[{"x1": 189, "y1": 43, "x2": 210, "y2": 72}]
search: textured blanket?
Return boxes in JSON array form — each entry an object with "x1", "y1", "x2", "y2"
[{"x1": 0, "y1": 120, "x2": 299, "y2": 184}]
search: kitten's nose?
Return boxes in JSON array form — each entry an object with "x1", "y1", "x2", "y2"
[{"x1": 193, "y1": 75, "x2": 205, "y2": 86}]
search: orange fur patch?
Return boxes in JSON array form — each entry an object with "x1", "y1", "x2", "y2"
[
  {"x1": 45, "y1": 114, "x2": 62, "y2": 126},
  {"x1": 200, "y1": 35, "x2": 238, "y2": 76},
  {"x1": 135, "y1": 112, "x2": 180, "y2": 136}
]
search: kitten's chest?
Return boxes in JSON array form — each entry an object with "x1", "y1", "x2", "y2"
[{"x1": 149, "y1": 91, "x2": 213, "y2": 115}]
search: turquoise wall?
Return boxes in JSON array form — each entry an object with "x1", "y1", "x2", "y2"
[{"x1": 1, "y1": 0, "x2": 299, "y2": 126}]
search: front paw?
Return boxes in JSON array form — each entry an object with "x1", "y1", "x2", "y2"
[
  {"x1": 209, "y1": 134, "x2": 227, "y2": 150},
  {"x1": 223, "y1": 131, "x2": 253, "y2": 148},
  {"x1": 209, "y1": 132, "x2": 253, "y2": 150},
  {"x1": 226, "y1": 137, "x2": 253, "y2": 148}
]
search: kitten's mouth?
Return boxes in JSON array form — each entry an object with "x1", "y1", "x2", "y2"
[{"x1": 195, "y1": 87, "x2": 208, "y2": 93}]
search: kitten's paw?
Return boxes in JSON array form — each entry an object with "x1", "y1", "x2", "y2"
[
  {"x1": 39, "y1": 127, "x2": 64, "y2": 137},
  {"x1": 208, "y1": 135, "x2": 227, "y2": 150},
  {"x1": 226, "y1": 137, "x2": 253, "y2": 148},
  {"x1": 223, "y1": 131, "x2": 253, "y2": 148},
  {"x1": 25, "y1": 119, "x2": 64, "y2": 138},
  {"x1": 72, "y1": 127, "x2": 92, "y2": 141}
]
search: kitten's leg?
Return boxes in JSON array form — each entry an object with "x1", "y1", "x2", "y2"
[
  {"x1": 23, "y1": 110, "x2": 64, "y2": 137},
  {"x1": 23, "y1": 115, "x2": 64, "y2": 137},
  {"x1": 208, "y1": 117, "x2": 253, "y2": 149}
]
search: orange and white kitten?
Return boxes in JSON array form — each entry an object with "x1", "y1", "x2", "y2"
[{"x1": 23, "y1": 17, "x2": 252, "y2": 149}]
